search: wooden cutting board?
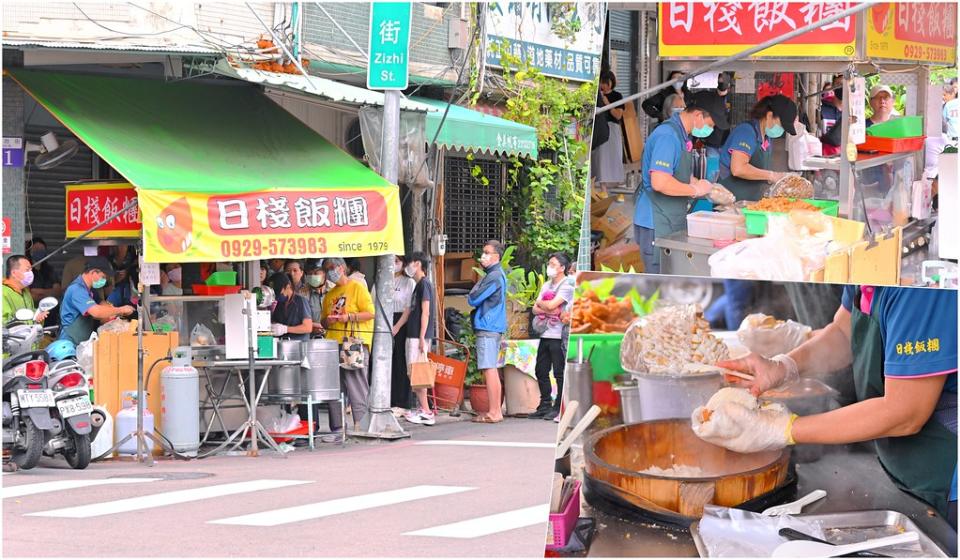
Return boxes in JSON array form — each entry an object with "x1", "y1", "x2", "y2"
[{"x1": 621, "y1": 100, "x2": 644, "y2": 163}]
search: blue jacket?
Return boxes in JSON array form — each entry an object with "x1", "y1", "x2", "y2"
[{"x1": 467, "y1": 263, "x2": 507, "y2": 334}]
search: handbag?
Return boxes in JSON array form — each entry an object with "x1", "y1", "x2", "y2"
[
  {"x1": 409, "y1": 351, "x2": 437, "y2": 389},
  {"x1": 339, "y1": 318, "x2": 366, "y2": 370}
]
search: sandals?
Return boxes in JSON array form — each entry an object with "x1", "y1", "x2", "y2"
[{"x1": 472, "y1": 415, "x2": 503, "y2": 424}]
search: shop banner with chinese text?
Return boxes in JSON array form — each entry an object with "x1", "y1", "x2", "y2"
[
  {"x1": 866, "y1": 3, "x2": 956, "y2": 65},
  {"x1": 139, "y1": 186, "x2": 404, "y2": 263},
  {"x1": 659, "y1": 2, "x2": 858, "y2": 59},
  {"x1": 66, "y1": 182, "x2": 141, "y2": 238}
]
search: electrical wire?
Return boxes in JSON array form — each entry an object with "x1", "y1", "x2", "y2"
[{"x1": 73, "y1": 3, "x2": 193, "y2": 37}]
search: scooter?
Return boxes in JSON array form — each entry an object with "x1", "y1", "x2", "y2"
[
  {"x1": 43, "y1": 340, "x2": 97, "y2": 469},
  {"x1": 2, "y1": 304, "x2": 57, "y2": 470}
]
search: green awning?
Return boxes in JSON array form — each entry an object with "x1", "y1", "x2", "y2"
[
  {"x1": 411, "y1": 96, "x2": 538, "y2": 158},
  {"x1": 9, "y1": 69, "x2": 393, "y2": 193},
  {"x1": 9, "y1": 70, "x2": 406, "y2": 262}
]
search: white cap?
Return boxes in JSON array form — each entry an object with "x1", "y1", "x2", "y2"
[{"x1": 870, "y1": 85, "x2": 894, "y2": 99}]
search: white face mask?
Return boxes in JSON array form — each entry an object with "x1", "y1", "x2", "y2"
[
  {"x1": 404, "y1": 265, "x2": 416, "y2": 277},
  {"x1": 546, "y1": 266, "x2": 558, "y2": 279},
  {"x1": 479, "y1": 254, "x2": 491, "y2": 266},
  {"x1": 167, "y1": 267, "x2": 182, "y2": 283}
]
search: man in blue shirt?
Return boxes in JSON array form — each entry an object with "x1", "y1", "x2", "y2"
[
  {"x1": 467, "y1": 240, "x2": 507, "y2": 423},
  {"x1": 60, "y1": 258, "x2": 134, "y2": 344},
  {"x1": 634, "y1": 91, "x2": 728, "y2": 273},
  {"x1": 701, "y1": 286, "x2": 957, "y2": 528}
]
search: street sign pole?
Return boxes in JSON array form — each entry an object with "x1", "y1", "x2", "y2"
[{"x1": 360, "y1": 2, "x2": 413, "y2": 439}]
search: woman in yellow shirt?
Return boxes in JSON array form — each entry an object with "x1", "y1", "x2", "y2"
[{"x1": 321, "y1": 258, "x2": 374, "y2": 436}]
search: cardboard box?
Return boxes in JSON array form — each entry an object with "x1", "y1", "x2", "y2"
[
  {"x1": 459, "y1": 257, "x2": 479, "y2": 283},
  {"x1": 818, "y1": 226, "x2": 902, "y2": 285},
  {"x1": 595, "y1": 202, "x2": 632, "y2": 242},
  {"x1": 93, "y1": 331, "x2": 179, "y2": 452},
  {"x1": 595, "y1": 240, "x2": 644, "y2": 273}
]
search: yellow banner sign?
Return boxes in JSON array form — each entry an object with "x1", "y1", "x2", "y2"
[
  {"x1": 865, "y1": 3, "x2": 957, "y2": 65},
  {"x1": 139, "y1": 187, "x2": 405, "y2": 263}
]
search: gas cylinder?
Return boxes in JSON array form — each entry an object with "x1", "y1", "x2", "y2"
[
  {"x1": 160, "y1": 347, "x2": 200, "y2": 457},
  {"x1": 115, "y1": 391, "x2": 153, "y2": 455}
]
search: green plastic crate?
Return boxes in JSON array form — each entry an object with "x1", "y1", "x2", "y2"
[
  {"x1": 866, "y1": 116, "x2": 923, "y2": 138},
  {"x1": 206, "y1": 270, "x2": 237, "y2": 286},
  {"x1": 743, "y1": 199, "x2": 839, "y2": 236},
  {"x1": 566, "y1": 333, "x2": 625, "y2": 382}
]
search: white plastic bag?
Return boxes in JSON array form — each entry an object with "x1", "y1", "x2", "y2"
[
  {"x1": 737, "y1": 314, "x2": 812, "y2": 358},
  {"x1": 97, "y1": 318, "x2": 131, "y2": 335},
  {"x1": 698, "y1": 505, "x2": 827, "y2": 557},
  {"x1": 708, "y1": 216, "x2": 829, "y2": 281},
  {"x1": 190, "y1": 323, "x2": 216, "y2": 346},
  {"x1": 77, "y1": 331, "x2": 98, "y2": 378},
  {"x1": 787, "y1": 126, "x2": 822, "y2": 171},
  {"x1": 911, "y1": 179, "x2": 932, "y2": 219}
]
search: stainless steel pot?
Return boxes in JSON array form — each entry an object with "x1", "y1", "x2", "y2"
[
  {"x1": 624, "y1": 367, "x2": 723, "y2": 422},
  {"x1": 564, "y1": 360, "x2": 594, "y2": 424},
  {"x1": 301, "y1": 338, "x2": 340, "y2": 402},
  {"x1": 269, "y1": 339, "x2": 302, "y2": 396},
  {"x1": 613, "y1": 381, "x2": 642, "y2": 424}
]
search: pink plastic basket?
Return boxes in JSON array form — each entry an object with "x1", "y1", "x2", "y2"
[{"x1": 545, "y1": 479, "x2": 581, "y2": 551}]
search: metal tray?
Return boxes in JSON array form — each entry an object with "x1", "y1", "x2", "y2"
[{"x1": 690, "y1": 510, "x2": 948, "y2": 558}]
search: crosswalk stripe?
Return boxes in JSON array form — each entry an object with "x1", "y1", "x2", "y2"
[
  {"x1": 208, "y1": 485, "x2": 474, "y2": 527},
  {"x1": 3, "y1": 478, "x2": 162, "y2": 499},
  {"x1": 415, "y1": 440, "x2": 555, "y2": 449},
  {"x1": 404, "y1": 504, "x2": 550, "y2": 538},
  {"x1": 26, "y1": 479, "x2": 310, "y2": 518}
]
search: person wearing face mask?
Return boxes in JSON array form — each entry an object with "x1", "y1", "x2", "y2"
[
  {"x1": 321, "y1": 257, "x2": 374, "y2": 435},
  {"x1": 467, "y1": 240, "x2": 508, "y2": 423},
  {"x1": 660, "y1": 93, "x2": 686, "y2": 124},
  {"x1": 592, "y1": 70, "x2": 627, "y2": 185},
  {"x1": 59, "y1": 258, "x2": 134, "y2": 345},
  {"x1": 162, "y1": 264, "x2": 184, "y2": 296},
  {"x1": 390, "y1": 255, "x2": 417, "y2": 410},
  {"x1": 2, "y1": 255, "x2": 48, "y2": 324},
  {"x1": 303, "y1": 261, "x2": 327, "y2": 334},
  {"x1": 530, "y1": 253, "x2": 574, "y2": 421},
  {"x1": 718, "y1": 94, "x2": 797, "y2": 202},
  {"x1": 268, "y1": 272, "x2": 313, "y2": 342},
  {"x1": 402, "y1": 252, "x2": 438, "y2": 426},
  {"x1": 820, "y1": 78, "x2": 845, "y2": 157},
  {"x1": 635, "y1": 91, "x2": 729, "y2": 274},
  {"x1": 642, "y1": 70, "x2": 688, "y2": 122}
]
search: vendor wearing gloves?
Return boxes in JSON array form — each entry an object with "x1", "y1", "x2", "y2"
[
  {"x1": 696, "y1": 286, "x2": 957, "y2": 528},
  {"x1": 718, "y1": 94, "x2": 796, "y2": 202},
  {"x1": 268, "y1": 272, "x2": 312, "y2": 342},
  {"x1": 59, "y1": 258, "x2": 134, "y2": 345},
  {"x1": 635, "y1": 91, "x2": 729, "y2": 273}
]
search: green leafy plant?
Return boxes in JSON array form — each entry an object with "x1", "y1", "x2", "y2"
[
  {"x1": 505, "y1": 267, "x2": 545, "y2": 310},
  {"x1": 468, "y1": 37, "x2": 596, "y2": 268}
]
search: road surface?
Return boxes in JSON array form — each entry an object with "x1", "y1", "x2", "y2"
[{"x1": 3, "y1": 416, "x2": 557, "y2": 557}]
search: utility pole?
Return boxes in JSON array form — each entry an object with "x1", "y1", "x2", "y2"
[{"x1": 360, "y1": 2, "x2": 413, "y2": 438}]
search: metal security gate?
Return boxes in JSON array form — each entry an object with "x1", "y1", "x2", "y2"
[
  {"x1": 443, "y1": 154, "x2": 504, "y2": 253},
  {"x1": 24, "y1": 124, "x2": 95, "y2": 280}
]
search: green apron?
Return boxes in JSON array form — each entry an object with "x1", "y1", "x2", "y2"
[
  {"x1": 62, "y1": 313, "x2": 99, "y2": 346},
  {"x1": 719, "y1": 121, "x2": 771, "y2": 203},
  {"x1": 651, "y1": 119, "x2": 696, "y2": 239},
  {"x1": 850, "y1": 287, "x2": 957, "y2": 517}
]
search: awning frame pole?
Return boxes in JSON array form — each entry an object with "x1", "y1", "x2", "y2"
[
  {"x1": 31, "y1": 198, "x2": 138, "y2": 269},
  {"x1": 595, "y1": 2, "x2": 875, "y2": 115},
  {"x1": 360, "y1": 89, "x2": 408, "y2": 439}
]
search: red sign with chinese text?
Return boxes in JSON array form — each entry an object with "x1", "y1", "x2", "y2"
[
  {"x1": 2, "y1": 217, "x2": 10, "y2": 254},
  {"x1": 207, "y1": 190, "x2": 389, "y2": 236},
  {"x1": 660, "y1": 2, "x2": 858, "y2": 58},
  {"x1": 893, "y1": 3, "x2": 957, "y2": 46},
  {"x1": 65, "y1": 183, "x2": 141, "y2": 238}
]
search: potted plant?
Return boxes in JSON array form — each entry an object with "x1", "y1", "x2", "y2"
[{"x1": 505, "y1": 266, "x2": 545, "y2": 339}]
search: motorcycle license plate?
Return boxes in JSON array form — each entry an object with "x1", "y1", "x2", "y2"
[
  {"x1": 16, "y1": 389, "x2": 55, "y2": 408},
  {"x1": 56, "y1": 395, "x2": 93, "y2": 418}
]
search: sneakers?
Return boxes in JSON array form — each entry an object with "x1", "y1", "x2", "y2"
[
  {"x1": 320, "y1": 433, "x2": 343, "y2": 444},
  {"x1": 403, "y1": 408, "x2": 436, "y2": 426},
  {"x1": 552, "y1": 412, "x2": 561, "y2": 422},
  {"x1": 528, "y1": 402, "x2": 553, "y2": 419},
  {"x1": 418, "y1": 410, "x2": 436, "y2": 426},
  {"x1": 543, "y1": 406, "x2": 561, "y2": 421}
]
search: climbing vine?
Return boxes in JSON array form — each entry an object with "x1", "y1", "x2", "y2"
[{"x1": 471, "y1": 38, "x2": 597, "y2": 267}]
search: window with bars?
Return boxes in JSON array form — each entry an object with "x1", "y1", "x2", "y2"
[{"x1": 443, "y1": 155, "x2": 504, "y2": 253}]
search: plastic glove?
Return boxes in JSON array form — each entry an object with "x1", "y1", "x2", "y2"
[
  {"x1": 708, "y1": 184, "x2": 736, "y2": 205},
  {"x1": 692, "y1": 400, "x2": 797, "y2": 454},
  {"x1": 691, "y1": 179, "x2": 713, "y2": 198},
  {"x1": 271, "y1": 323, "x2": 288, "y2": 336},
  {"x1": 716, "y1": 352, "x2": 798, "y2": 396}
]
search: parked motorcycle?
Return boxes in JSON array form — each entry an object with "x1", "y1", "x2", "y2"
[
  {"x1": 43, "y1": 340, "x2": 97, "y2": 469},
  {"x1": 2, "y1": 306, "x2": 57, "y2": 470}
]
